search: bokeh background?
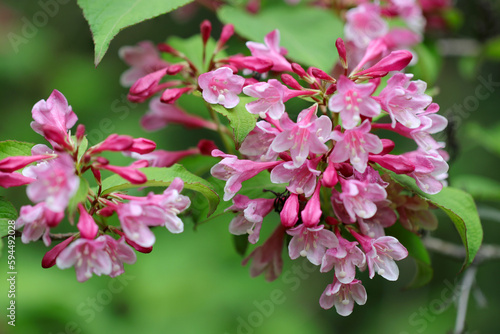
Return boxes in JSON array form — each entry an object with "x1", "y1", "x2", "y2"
[{"x1": 1, "y1": 0, "x2": 500, "y2": 333}]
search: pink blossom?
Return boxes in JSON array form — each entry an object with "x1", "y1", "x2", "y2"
[
  {"x1": 56, "y1": 236, "x2": 112, "y2": 282},
  {"x1": 0, "y1": 154, "x2": 54, "y2": 173},
  {"x1": 390, "y1": 0, "x2": 425, "y2": 33},
  {"x1": 96, "y1": 163, "x2": 147, "y2": 184},
  {"x1": 142, "y1": 98, "x2": 216, "y2": 131},
  {"x1": 396, "y1": 195, "x2": 438, "y2": 232},
  {"x1": 211, "y1": 150, "x2": 281, "y2": 201},
  {"x1": 246, "y1": 30, "x2": 292, "y2": 72},
  {"x1": 23, "y1": 154, "x2": 79, "y2": 212},
  {"x1": 321, "y1": 233, "x2": 366, "y2": 284},
  {"x1": 119, "y1": 41, "x2": 169, "y2": 87},
  {"x1": 242, "y1": 225, "x2": 286, "y2": 282},
  {"x1": 224, "y1": 55, "x2": 273, "y2": 73},
  {"x1": 128, "y1": 148, "x2": 199, "y2": 167},
  {"x1": 354, "y1": 50, "x2": 413, "y2": 79},
  {"x1": 287, "y1": 224, "x2": 338, "y2": 265},
  {"x1": 31, "y1": 90, "x2": 77, "y2": 142},
  {"x1": 127, "y1": 68, "x2": 169, "y2": 103},
  {"x1": 102, "y1": 235, "x2": 137, "y2": 278},
  {"x1": 243, "y1": 79, "x2": 291, "y2": 119},
  {"x1": 271, "y1": 105, "x2": 332, "y2": 167},
  {"x1": 345, "y1": 4, "x2": 388, "y2": 48},
  {"x1": 336, "y1": 177, "x2": 387, "y2": 222},
  {"x1": 319, "y1": 277, "x2": 367, "y2": 316},
  {"x1": 301, "y1": 181, "x2": 322, "y2": 227},
  {"x1": 376, "y1": 73, "x2": 432, "y2": 128},
  {"x1": 198, "y1": 67, "x2": 245, "y2": 109},
  {"x1": 226, "y1": 195, "x2": 275, "y2": 244},
  {"x1": 239, "y1": 121, "x2": 280, "y2": 161},
  {"x1": 355, "y1": 233, "x2": 409, "y2": 281},
  {"x1": 16, "y1": 202, "x2": 63, "y2": 246},
  {"x1": 116, "y1": 178, "x2": 190, "y2": 247},
  {"x1": 270, "y1": 159, "x2": 321, "y2": 197},
  {"x1": 328, "y1": 76, "x2": 381, "y2": 129},
  {"x1": 330, "y1": 121, "x2": 383, "y2": 173},
  {"x1": 357, "y1": 201, "x2": 397, "y2": 238},
  {"x1": 0, "y1": 172, "x2": 35, "y2": 188},
  {"x1": 403, "y1": 150, "x2": 448, "y2": 194},
  {"x1": 42, "y1": 236, "x2": 75, "y2": 268}
]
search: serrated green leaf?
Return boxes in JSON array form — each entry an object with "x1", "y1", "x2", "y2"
[
  {"x1": 76, "y1": 0, "x2": 194, "y2": 66},
  {"x1": 218, "y1": 5, "x2": 342, "y2": 71},
  {"x1": 385, "y1": 171, "x2": 483, "y2": 271},
  {"x1": 0, "y1": 197, "x2": 17, "y2": 223},
  {"x1": 386, "y1": 223, "x2": 432, "y2": 288},
  {"x1": 0, "y1": 218, "x2": 14, "y2": 238},
  {"x1": 452, "y1": 175, "x2": 500, "y2": 202},
  {"x1": 101, "y1": 165, "x2": 219, "y2": 216},
  {"x1": 211, "y1": 96, "x2": 258, "y2": 148},
  {"x1": 233, "y1": 234, "x2": 249, "y2": 256},
  {"x1": 0, "y1": 140, "x2": 34, "y2": 160},
  {"x1": 67, "y1": 177, "x2": 90, "y2": 217}
]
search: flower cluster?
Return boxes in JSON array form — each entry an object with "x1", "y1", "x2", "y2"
[
  {"x1": 116, "y1": 11, "x2": 449, "y2": 314},
  {"x1": 2, "y1": 90, "x2": 191, "y2": 282}
]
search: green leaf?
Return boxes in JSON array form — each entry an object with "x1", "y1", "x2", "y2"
[
  {"x1": 67, "y1": 177, "x2": 90, "y2": 217},
  {"x1": 77, "y1": 137, "x2": 89, "y2": 163},
  {"x1": 385, "y1": 171, "x2": 483, "y2": 270},
  {"x1": 0, "y1": 140, "x2": 34, "y2": 161},
  {"x1": 211, "y1": 96, "x2": 258, "y2": 148},
  {"x1": 233, "y1": 234, "x2": 249, "y2": 256},
  {"x1": 163, "y1": 35, "x2": 221, "y2": 73},
  {"x1": 0, "y1": 197, "x2": 18, "y2": 223},
  {"x1": 386, "y1": 224, "x2": 433, "y2": 288},
  {"x1": 101, "y1": 165, "x2": 219, "y2": 216},
  {"x1": 0, "y1": 219, "x2": 12, "y2": 238},
  {"x1": 484, "y1": 36, "x2": 500, "y2": 60},
  {"x1": 452, "y1": 175, "x2": 500, "y2": 202},
  {"x1": 408, "y1": 43, "x2": 441, "y2": 86},
  {"x1": 217, "y1": 5, "x2": 342, "y2": 71},
  {"x1": 76, "y1": 0, "x2": 194, "y2": 66}
]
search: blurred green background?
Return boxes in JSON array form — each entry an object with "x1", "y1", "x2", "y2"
[{"x1": 1, "y1": 0, "x2": 500, "y2": 333}]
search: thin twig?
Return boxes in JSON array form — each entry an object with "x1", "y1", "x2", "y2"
[
  {"x1": 423, "y1": 236, "x2": 500, "y2": 264},
  {"x1": 454, "y1": 266, "x2": 477, "y2": 334}
]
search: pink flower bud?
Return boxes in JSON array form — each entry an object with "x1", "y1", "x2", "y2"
[
  {"x1": 216, "y1": 24, "x2": 234, "y2": 52},
  {"x1": 322, "y1": 161, "x2": 339, "y2": 188},
  {"x1": 311, "y1": 67, "x2": 335, "y2": 82},
  {"x1": 336, "y1": 38, "x2": 348, "y2": 69},
  {"x1": 157, "y1": 43, "x2": 181, "y2": 57},
  {"x1": 42, "y1": 236, "x2": 75, "y2": 268},
  {"x1": 98, "y1": 164, "x2": 147, "y2": 184},
  {"x1": 128, "y1": 138, "x2": 156, "y2": 154},
  {"x1": 291, "y1": 63, "x2": 307, "y2": 78},
  {"x1": 160, "y1": 86, "x2": 193, "y2": 104},
  {"x1": 166, "y1": 64, "x2": 185, "y2": 75},
  {"x1": 354, "y1": 50, "x2": 412, "y2": 79},
  {"x1": 200, "y1": 20, "x2": 212, "y2": 45},
  {"x1": 76, "y1": 124, "x2": 86, "y2": 142},
  {"x1": 89, "y1": 134, "x2": 134, "y2": 154},
  {"x1": 197, "y1": 139, "x2": 218, "y2": 156},
  {"x1": 0, "y1": 155, "x2": 53, "y2": 173},
  {"x1": 281, "y1": 74, "x2": 302, "y2": 90},
  {"x1": 301, "y1": 181, "x2": 322, "y2": 227},
  {"x1": 0, "y1": 172, "x2": 35, "y2": 188},
  {"x1": 280, "y1": 193, "x2": 299, "y2": 227},
  {"x1": 77, "y1": 203, "x2": 99, "y2": 240}
]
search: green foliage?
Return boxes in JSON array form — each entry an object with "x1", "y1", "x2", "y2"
[
  {"x1": 387, "y1": 224, "x2": 433, "y2": 288},
  {"x1": 386, "y1": 171, "x2": 483, "y2": 271},
  {"x1": 211, "y1": 96, "x2": 258, "y2": 149},
  {"x1": 100, "y1": 165, "x2": 219, "y2": 216},
  {"x1": 233, "y1": 234, "x2": 249, "y2": 256},
  {"x1": 483, "y1": 36, "x2": 500, "y2": 60},
  {"x1": 217, "y1": 5, "x2": 342, "y2": 71},
  {"x1": 452, "y1": 174, "x2": 500, "y2": 202},
  {"x1": 466, "y1": 122, "x2": 500, "y2": 156},
  {"x1": 0, "y1": 140, "x2": 34, "y2": 160},
  {"x1": 0, "y1": 197, "x2": 17, "y2": 258},
  {"x1": 164, "y1": 35, "x2": 221, "y2": 73},
  {"x1": 408, "y1": 43, "x2": 442, "y2": 86},
  {"x1": 77, "y1": 0, "x2": 194, "y2": 66}
]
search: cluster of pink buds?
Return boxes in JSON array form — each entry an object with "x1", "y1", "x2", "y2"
[
  {"x1": 117, "y1": 13, "x2": 448, "y2": 315},
  {"x1": 1, "y1": 90, "x2": 192, "y2": 282}
]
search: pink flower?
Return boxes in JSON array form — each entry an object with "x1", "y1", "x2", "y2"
[
  {"x1": 330, "y1": 121, "x2": 383, "y2": 173},
  {"x1": 243, "y1": 79, "x2": 308, "y2": 120},
  {"x1": 246, "y1": 30, "x2": 292, "y2": 72},
  {"x1": 345, "y1": 4, "x2": 388, "y2": 48},
  {"x1": 403, "y1": 150, "x2": 448, "y2": 194},
  {"x1": 328, "y1": 76, "x2": 381, "y2": 129},
  {"x1": 355, "y1": 233, "x2": 409, "y2": 281},
  {"x1": 0, "y1": 172, "x2": 35, "y2": 188},
  {"x1": 226, "y1": 195, "x2": 275, "y2": 244},
  {"x1": 321, "y1": 233, "x2": 366, "y2": 284},
  {"x1": 239, "y1": 121, "x2": 280, "y2": 161},
  {"x1": 119, "y1": 41, "x2": 169, "y2": 87},
  {"x1": 77, "y1": 203, "x2": 99, "y2": 240},
  {"x1": 56, "y1": 236, "x2": 112, "y2": 282},
  {"x1": 354, "y1": 50, "x2": 413, "y2": 79},
  {"x1": 116, "y1": 178, "x2": 191, "y2": 247},
  {"x1": 376, "y1": 73, "x2": 432, "y2": 128},
  {"x1": 127, "y1": 68, "x2": 169, "y2": 103},
  {"x1": 42, "y1": 236, "x2": 75, "y2": 268},
  {"x1": 211, "y1": 150, "x2": 281, "y2": 201},
  {"x1": 102, "y1": 235, "x2": 137, "y2": 278},
  {"x1": 270, "y1": 159, "x2": 321, "y2": 197},
  {"x1": 0, "y1": 154, "x2": 54, "y2": 173},
  {"x1": 301, "y1": 181, "x2": 322, "y2": 227},
  {"x1": 142, "y1": 98, "x2": 216, "y2": 131},
  {"x1": 396, "y1": 195, "x2": 438, "y2": 233},
  {"x1": 319, "y1": 277, "x2": 367, "y2": 316},
  {"x1": 16, "y1": 203, "x2": 64, "y2": 246},
  {"x1": 23, "y1": 154, "x2": 80, "y2": 212},
  {"x1": 198, "y1": 67, "x2": 245, "y2": 109},
  {"x1": 31, "y1": 90, "x2": 77, "y2": 143},
  {"x1": 242, "y1": 225, "x2": 286, "y2": 282},
  {"x1": 280, "y1": 193, "x2": 299, "y2": 227},
  {"x1": 271, "y1": 105, "x2": 332, "y2": 167},
  {"x1": 336, "y1": 177, "x2": 387, "y2": 222},
  {"x1": 357, "y1": 201, "x2": 397, "y2": 238},
  {"x1": 287, "y1": 224, "x2": 338, "y2": 265},
  {"x1": 128, "y1": 148, "x2": 199, "y2": 167}
]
